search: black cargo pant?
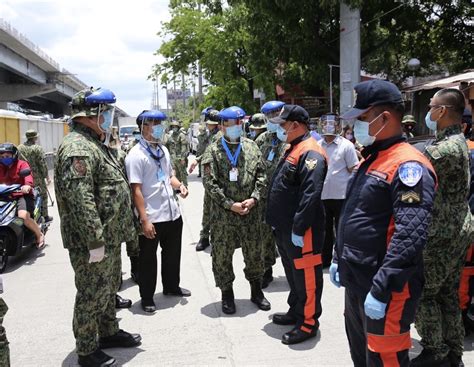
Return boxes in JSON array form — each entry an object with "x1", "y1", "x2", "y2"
[
  {"x1": 344, "y1": 284, "x2": 420, "y2": 367},
  {"x1": 274, "y1": 226, "x2": 323, "y2": 333},
  {"x1": 322, "y1": 199, "x2": 343, "y2": 266},
  {"x1": 138, "y1": 216, "x2": 183, "y2": 301}
]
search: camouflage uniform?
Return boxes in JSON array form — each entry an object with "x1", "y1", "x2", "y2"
[
  {"x1": 54, "y1": 123, "x2": 137, "y2": 356},
  {"x1": 0, "y1": 296, "x2": 9, "y2": 367},
  {"x1": 415, "y1": 124, "x2": 473, "y2": 360},
  {"x1": 17, "y1": 132, "x2": 49, "y2": 218},
  {"x1": 198, "y1": 130, "x2": 222, "y2": 241},
  {"x1": 202, "y1": 136, "x2": 266, "y2": 289},
  {"x1": 254, "y1": 131, "x2": 288, "y2": 276},
  {"x1": 165, "y1": 125, "x2": 189, "y2": 186}
]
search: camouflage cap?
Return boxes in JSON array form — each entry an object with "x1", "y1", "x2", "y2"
[
  {"x1": 169, "y1": 120, "x2": 181, "y2": 127},
  {"x1": 25, "y1": 129, "x2": 38, "y2": 139},
  {"x1": 249, "y1": 113, "x2": 268, "y2": 129},
  {"x1": 70, "y1": 87, "x2": 115, "y2": 119},
  {"x1": 206, "y1": 110, "x2": 220, "y2": 125},
  {"x1": 402, "y1": 115, "x2": 416, "y2": 124}
]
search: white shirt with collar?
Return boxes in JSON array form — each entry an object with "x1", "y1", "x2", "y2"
[
  {"x1": 125, "y1": 140, "x2": 181, "y2": 223},
  {"x1": 321, "y1": 135, "x2": 359, "y2": 200}
]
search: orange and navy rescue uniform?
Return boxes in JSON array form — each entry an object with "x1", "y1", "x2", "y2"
[
  {"x1": 459, "y1": 139, "x2": 474, "y2": 314},
  {"x1": 335, "y1": 136, "x2": 437, "y2": 367},
  {"x1": 266, "y1": 132, "x2": 327, "y2": 333}
]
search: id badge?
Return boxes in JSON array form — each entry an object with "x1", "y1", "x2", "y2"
[
  {"x1": 157, "y1": 168, "x2": 166, "y2": 182},
  {"x1": 267, "y1": 150, "x2": 275, "y2": 162},
  {"x1": 229, "y1": 168, "x2": 238, "y2": 182}
]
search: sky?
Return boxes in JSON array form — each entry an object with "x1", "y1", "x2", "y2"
[{"x1": 0, "y1": 0, "x2": 171, "y2": 116}]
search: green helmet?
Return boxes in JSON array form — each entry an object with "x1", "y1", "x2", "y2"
[
  {"x1": 402, "y1": 115, "x2": 416, "y2": 125},
  {"x1": 25, "y1": 129, "x2": 38, "y2": 139},
  {"x1": 70, "y1": 87, "x2": 116, "y2": 119},
  {"x1": 249, "y1": 113, "x2": 267, "y2": 129}
]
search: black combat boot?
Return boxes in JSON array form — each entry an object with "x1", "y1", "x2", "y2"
[
  {"x1": 130, "y1": 256, "x2": 139, "y2": 283},
  {"x1": 78, "y1": 349, "x2": 115, "y2": 367},
  {"x1": 410, "y1": 348, "x2": 450, "y2": 367},
  {"x1": 115, "y1": 294, "x2": 132, "y2": 309},
  {"x1": 196, "y1": 238, "x2": 210, "y2": 251},
  {"x1": 448, "y1": 352, "x2": 464, "y2": 367},
  {"x1": 99, "y1": 329, "x2": 142, "y2": 349},
  {"x1": 221, "y1": 288, "x2": 236, "y2": 314},
  {"x1": 250, "y1": 280, "x2": 271, "y2": 311},
  {"x1": 261, "y1": 268, "x2": 273, "y2": 289}
]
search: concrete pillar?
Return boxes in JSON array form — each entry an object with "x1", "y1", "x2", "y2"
[{"x1": 339, "y1": 2, "x2": 361, "y2": 115}]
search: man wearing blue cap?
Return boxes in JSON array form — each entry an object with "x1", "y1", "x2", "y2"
[
  {"x1": 266, "y1": 104, "x2": 328, "y2": 345},
  {"x1": 329, "y1": 80, "x2": 437, "y2": 366},
  {"x1": 202, "y1": 106, "x2": 271, "y2": 315}
]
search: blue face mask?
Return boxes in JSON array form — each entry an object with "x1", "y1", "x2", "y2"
[
  {"x1": 267, "y1": 121, "x2": 278, "y2": 133},
  {"x1": 133, "y1": 134, "x2": 141, "y2": 141},
  {"x1": 276, "y1": 125, "x2": 288, "y2": 142},
  {"x1": 0, "y1": 157, "x2": 15, "y2": 166},
  {"x1": 100, "y1": 110, "x2": 113, "y2": 131},
  {"x1": 152, "y1": 124, "x2": 165, "y2": 140},
  {"x1": 249, "y1": 130, "x2": 257, "y2": 139},
  {"x1": 425, "y1": 110, "x2": 438, "y2": 131},
  {"x1": 225, "y1": 124, "x2": 242, "y2": 140}
]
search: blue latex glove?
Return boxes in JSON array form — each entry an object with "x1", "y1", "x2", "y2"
[
  {"x1": 329, "y1": 263, "x2": 340, "y2": 288},
  {"x1": 291, "y1": 232, "x2": 304, "y2": 247},
  {"x1": 364, "y1": 292, "x2": 387, "y2": 320}
]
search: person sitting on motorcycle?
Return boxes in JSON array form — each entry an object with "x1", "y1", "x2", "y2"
[{"x1": 0, "y1": 143, "x2": 44, "y2": 249}]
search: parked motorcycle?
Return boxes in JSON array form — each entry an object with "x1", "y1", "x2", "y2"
[{"x1": 0, "y1": 169, "x2": 50, "y2": 273}]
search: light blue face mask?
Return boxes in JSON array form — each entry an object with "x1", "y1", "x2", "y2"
[
  {"x1": 152, "y1": 124, "x2": 165, "y2": 140},
  {"x1": 225, "y1": 124, "x2": 242, "y2": 140},
  {"x1": 354, "y1": 113, "x2": 384, "y2": 147},
  {"x1": 276, "y1": 125, "x2": 288, "y2": 142},
  {"x1": 249, "y1": 130, "x2": 257, "y2": 139},
  {"x1": 100, "y1": 110, "x2": 113, "y2": 131},
  {"x1": 425, "y1": 109, "x2": 439, "y2": 131},
  {"x1": 267, "y1": 121, "x2": 278, "y2": 133}
]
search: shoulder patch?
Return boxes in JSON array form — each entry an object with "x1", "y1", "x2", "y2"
[
  {"x1": 72, "y1": 158, "x2": 87, "y2": 176},
  {"x1": 400, "y1": 191, "x2": 421, "y2": 204},
  {"x1": 398, "y1": 161, "x2": 423, "y2": 187},
  {"x1": 305, "y1": 158, "x2": 318, "y2": 170}
]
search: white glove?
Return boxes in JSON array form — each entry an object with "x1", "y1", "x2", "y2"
[{"x1": 89, "y1": 246, "x2": 105, "y2": 263}]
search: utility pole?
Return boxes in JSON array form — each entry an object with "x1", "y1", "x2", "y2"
[
  {"x1": 339, "y1": 2, "x2": 361, "y2": 115},
  {"x1": 181, "y1": 72, "x2": 186, "y2": 109},
  {"x1": 329, "y1": 64, "x2": 340, "y2": 113}
]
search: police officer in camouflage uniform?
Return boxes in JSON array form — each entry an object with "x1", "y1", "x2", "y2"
[
  {"x1": 248, "y1": 113, "x2": 267, "y2": 141},
  {"x1": 413, "y1": 88, "x2": 473, "y2": 367},
  {"x1": 165, "y1": 120, "x2": 189, "y2": 186},
  {"x1": 55, "y1": 88, "x2": 141, "y2": 367},
  {"x1": 191, "y1": 107, "x2": 222, "y2": 251},
  {"x1": 401, "y1": 114, "x2": 416, "y2": 139},
  {"x1": 254, "y1": 103, "x2": 287, "y2": 288},
  {"x1": 0, "y1": 276, "x2": 9, "y2": 367},
  {"x1": 17, "y1": 129, "x2": 52, "y2": 222},
  {"x1": 202, "y1": 106, "x2": 270, "y2": 314}
]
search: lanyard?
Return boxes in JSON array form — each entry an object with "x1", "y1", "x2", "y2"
[
  {"x1": 271, "y1": 136, "x2": 279, "y2": 148},
  {"x1": 141, "y1": 140, "x2": 164, "y2": 163},
  {"x1": 221, "y1": 137, "x2": 242, "y2": 168}
]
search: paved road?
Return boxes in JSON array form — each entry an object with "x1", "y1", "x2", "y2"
[{"x1": 3, "y1": 170, "x2": 474, "y2": 366}]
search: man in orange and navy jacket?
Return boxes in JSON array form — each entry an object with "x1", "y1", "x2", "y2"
[
  {"x1": 330, "y1": 80, "x2": 437, "y2": 367},
  {"x1": 266, "y1": 104, "x2": 328, "y2": 345}
]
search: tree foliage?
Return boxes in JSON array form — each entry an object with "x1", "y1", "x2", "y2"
[{"x1": 153, "y1": 0, "x2": 473, "y2": 113}]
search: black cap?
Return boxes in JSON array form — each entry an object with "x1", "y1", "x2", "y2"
[
  {"x1": 341, "y1": 79, "x2": 404, "y2": 120},
  {"x1": 270, "y1": 104, "x2": 309, "y2": 124}
]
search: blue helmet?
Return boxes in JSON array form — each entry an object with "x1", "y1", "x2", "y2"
[
  {"x1": 136, "y1": 109, "x2": 167, "y2": 125},
  {"x1": 71, "y1": 87, "x2": 116, "y2": 118},
  {"x1": 219, "y1": 106, "x2": 246, "y2": 120},
  {"x1": 201, "y1": 106, "x2": 214, "y2": 115},
  {"x1": 261, "y1": 101, "x2": 285, "y2": 114}
]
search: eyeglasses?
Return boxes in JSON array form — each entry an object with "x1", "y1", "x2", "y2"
[{"x1": 428, "y1": 104, "x2": 453, "y2": 109}]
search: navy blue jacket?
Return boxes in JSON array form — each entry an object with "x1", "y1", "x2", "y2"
[
  {"x1": 266, "y1": 133, "x2": 327, "y2": 236},
  {"x1": 335, "y1": 136, "x2": 437, "y2": 302}
]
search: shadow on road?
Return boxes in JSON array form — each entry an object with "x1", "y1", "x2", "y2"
[
  {"x1": 128, "y1": 294, "x2": 188, "y2": 315},
  {"x1": 261, "y1": 322, "x2": 321, "y2": 350},
  {"x1": 201, "y1": 299, "x2": 260, "y2": 318},
  {"x1": 263, "y1": 276, "x2": 290, "y2": 293},
  {"x1": 62, "y1": 346, "x2": 144, "y2": 367},
  {"x1": 3, "y1": 244, "x2": 46, "y2": 274}
]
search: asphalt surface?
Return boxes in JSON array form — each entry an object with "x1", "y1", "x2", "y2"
[{"x1": 2, "y1": 169, "x2": 474, "y2": 366}]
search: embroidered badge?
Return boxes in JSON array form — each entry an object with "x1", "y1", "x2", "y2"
[
  {"x1": 401, "y1": 191, "x2": 421, "y2": 204},
  {"x1": 72, "y1": 158, "x2": 87, "y2": 176},
  {"x1": 398, "y1": 162, "x2": 423, "y2": 187},
  {"x1": 305, "y1": 159, "x2": 318, "y2": 170}
]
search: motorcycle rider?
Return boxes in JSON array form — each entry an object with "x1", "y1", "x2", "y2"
[{"x1": 0, "y1": 143, "x2": 44, "y2": 248}]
